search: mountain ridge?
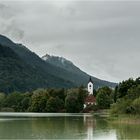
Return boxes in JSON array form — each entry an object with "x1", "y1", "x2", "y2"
[
  {"x1": 0, "y1": 34, "x2": 117, "y2": 93},
  {"x1": 42, "y1": 53, "x2": 117, "y2": 88}
]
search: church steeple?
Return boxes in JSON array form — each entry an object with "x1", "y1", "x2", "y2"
[
  {"x1": 88, "y1": 76, "x2": 93, "y2": 95},
  {"x1": 89, "y1": 76, "x2": 93, "y2": 83}
]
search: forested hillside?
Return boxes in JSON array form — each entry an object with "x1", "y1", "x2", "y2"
[{"x1": 0, "y1": 34, "x2": 116, "y2": 93}]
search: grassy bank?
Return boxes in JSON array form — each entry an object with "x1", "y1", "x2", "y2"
[
  {"x1": 107, "y1": 114, "x2": 140, "y2": 125},
  {"x1": 93, "y1": 109, "x2": 140, "y2": 125}
]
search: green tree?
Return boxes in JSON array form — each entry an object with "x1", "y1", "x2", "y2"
[
  {"x1": 110, "y1": 98, "x2": 132, "y2": 114},
  {"x1": 2, "y1": 92, "x2": 23, "y2": 111},
  {"x1": 65, "y1": 96, "x2": 80, "y2": 113},
  {"x1": 136, "y1": 77, "x2": 140, "y2": 85},
  {"x1": 29, "y1": 89, "x2": 49, "y2": 112},
  {"x1": 0, "y1": 92, "x2": 5, "y2": 110},
  {"x1": 77, "y1": 86, "x2": 87, "y2": 111},
  {"x1": 117, "y1": 78, "x2": 136, "y2": 99},
  {"x1": 127, "y1": 85, "x2": 140, "y2": 100},
  {"x1": 21, "y1": 97, "x2": 31, "y2": 112},
  {"x1": 132, "y1": 97, "x2": 140, "y2": 114},
  {"x1": 46, "y1": 96, "x2": 64, "y2": 112},
  {"x1": 48, "y1": 88, "x2": 66, "y2": 101},
  {"x1": 96, "y1": 87, "x2": 113, "y2": 109}
]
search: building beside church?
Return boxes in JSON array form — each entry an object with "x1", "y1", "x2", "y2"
[{"x1": 84, "y1": 77, "x2": 96, "y2": 108}]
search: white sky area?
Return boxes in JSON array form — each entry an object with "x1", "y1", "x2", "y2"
[{"x1": 0, "y1": 0, "x2": 140, "y2": 83}]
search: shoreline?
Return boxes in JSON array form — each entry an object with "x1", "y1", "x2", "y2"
[{"x1": 107, "y1": 114, "x2": 140, "y2": 125}]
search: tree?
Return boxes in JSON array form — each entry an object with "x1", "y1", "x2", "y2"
[
  {"x1": 96, "y1": 87, "x2": 113, "y2": 109},
  {"x1": 48, "y1": 88, "x2": 66, "y2": 101},
  {"x1": 113, "y1": 86, "x2": 118, "y2": 103},
  {"x1": 2, "y1": 92, "x2": 23, "y2": 111},
  {"x1": 77, "y1": 86, "x2": 87, "y2": 111},
  {"x1": 0, "y1": 93, "x2": 5, "y2": 110},
  {"x1": 136, "y1": 77, "x2": 140, "y2": 85},
  {"x1": 117, "y1": 78, "x2": 136, "y2": 99},
  {"x1": 21, "y1": 97, "x2": 31, "y2": 112},
  {"x1": 132, "y1": 97, "x2": 140, "y2": 114},
  {"x1": 127, "y1": 85, "x2": 140, "y2": 100},
  {"x1": 29, "y1": 89, "x2": 49, "y2": 112},
  {"x1": 46, "y1": 96, "x2": 64, "y2": 112},
  {"x1": 65, "y1": 96, "x2": 80, "y2": 113}
]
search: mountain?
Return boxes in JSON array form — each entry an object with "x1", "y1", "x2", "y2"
[
  {"x1": 0, "y1": 34, "x2": 116, "y2": 93},
  {"x1": 0, "y1": 44, "x2": 45, "y2": 93},
  {"x1": 0, "y1": 35, "x2": 74, "y2": 93},
  {"x1": 42, "y1": 54, "x2": 117, "y2": 89}
]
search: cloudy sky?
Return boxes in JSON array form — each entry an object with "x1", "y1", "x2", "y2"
[{"x1": 0, "y1": 0, "x2": 140, "y2": 82}]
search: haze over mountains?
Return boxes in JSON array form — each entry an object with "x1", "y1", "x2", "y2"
[{"x1": 0, "y1": 34, "x2": 116, "y2": 93}]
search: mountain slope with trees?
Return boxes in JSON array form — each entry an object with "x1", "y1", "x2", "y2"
[
  {"x1": 0, "y1": 34, "x2": 116, "y2": 93},
  {"x1": 0, "y1": 44, "x2": 74, "y2": 93},
  {"x1": 42, "y1": 54, "x2": 117, "y2": 88}
]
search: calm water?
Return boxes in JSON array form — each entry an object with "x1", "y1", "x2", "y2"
[{"x1": 0, "y1": 113, "x2": 139, "y2": 140}]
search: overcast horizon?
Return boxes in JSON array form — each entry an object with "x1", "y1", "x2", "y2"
[{"x1": 0, "y1": 0, "x2": 140, "y2": 83}]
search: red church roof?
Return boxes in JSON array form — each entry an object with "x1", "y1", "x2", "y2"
[{"x1": 85, "y1": 95, "x2": 96, "y2": 104}]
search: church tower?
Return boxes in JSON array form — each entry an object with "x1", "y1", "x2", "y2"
[{"x1": 87, "y1": 77, "x2": 93, "y2": 95}]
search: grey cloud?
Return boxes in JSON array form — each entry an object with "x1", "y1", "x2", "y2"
[
  {"x1": 0, "y1": 3, "x2": 24, "y2": 40},
  {"x1": 0, "y1": 1, "x2": 140, "y2": 82}
]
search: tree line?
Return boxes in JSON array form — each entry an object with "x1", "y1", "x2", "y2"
[
  {"x1": 0, "y1": 85, "x2": 113, "y2": 113},
  {"x1": 111, "y1": 77, "x2": 140, "y2": 115},
  {"x1": 0, "y1": 77, "x2": 139, "y2": 114},
  {"x1": 0, "y1": 87, "x2": 87, "y2": 113}
]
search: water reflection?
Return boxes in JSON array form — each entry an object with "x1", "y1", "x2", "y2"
[
  {"x1": 83, "y1": 115, "x2": 95, "y2": 139},
  {"x1": 0, "y1": 113, "x2": 139, "y2": 139},
  {"x1": 83, "y1": 115, "x2": 117, "y2": 140},
  {"x1": 111, "y1": 123, "x2": 140, "y2": 140}
]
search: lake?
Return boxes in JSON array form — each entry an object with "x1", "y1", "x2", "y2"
[{"x1": 0, "y1": 113, "x2": 139, "y2": 140}]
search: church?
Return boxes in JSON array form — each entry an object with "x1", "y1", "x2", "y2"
[{"x1": 84, "y1": 77, "x2": 96, "y2": 108}]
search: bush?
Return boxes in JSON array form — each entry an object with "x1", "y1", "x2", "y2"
[
  {"x1": 110, "y1": 98, "x2": 132, "y2": 114},
  {"x1": 96, "y1": 87, "x2": 113, "y2": 109},
  {"x1": 1, "y1": 107, "x2": 15, "y2": 112},
  {"x1": 46, "y1": 96, "x2": 64, "y2": 112},
  {"x1": 132, "y1": 97, "x2": 140, "y2": 114}
]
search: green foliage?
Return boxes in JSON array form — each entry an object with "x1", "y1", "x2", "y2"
[
  {"x1": 110, "y1": 98, "x2": 132, "y2": 114},
  {"x1": 65, "y1": 87, "x2": 87, "y2": 113},
  {"x1": 136, "y1": 77, "x2": 140, "y2": 85},
  {"x1": 77, "y1": 86, "x2": 87, "y2": 110},
  {"x1": 0, "y1": 93, "x2": 5, "y2": 109},
  {"x1": 2, "y1": 92, "x2": 23, "y2": 111},
  {"x1": 48, "y1": 88, "x2": 66, "y2": 101},
  {"x1": 127, "y1": 85, "x2": 140, "y2": 100},
  {"x1": 116, "y1": 78, "x2": 136, "y2": 99},
  {"x1": 96, "y1": 87, "x2": 113, "y2": 109},
  {"x1": 111, "y1": 77, "x2": 140, "y2": 115},
  {"x1": 65, "y1": 96, "x2": 80, "y2": 113},
  {"x1": 28, "y1": 89, "x2": 49, "y2": 112},
  {"x1": 46, "y1": 97, "x2": 64, "y2": 112},
  {"x1": 1, "y1": 107, "x2": 15, "y2": 112},
  {"x1": 21, "y1": 97, "x2": 31, "y2": 112},
  {"x1": 132, "y1": 97, "x2": 140, "y2": 114},
  {"x1": 0, "y1": 87, "x2": 88, "y2": 113}
]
